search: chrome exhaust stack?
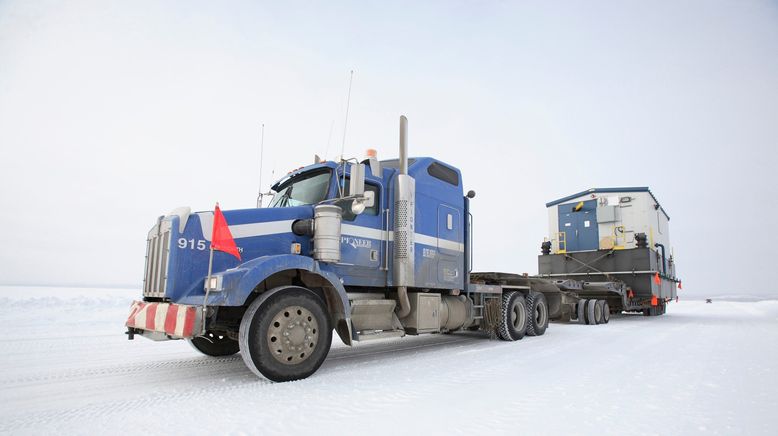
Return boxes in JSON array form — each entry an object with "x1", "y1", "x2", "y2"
[{"x1": 393, "y1": 115, "x2": 415, "y2": 317}]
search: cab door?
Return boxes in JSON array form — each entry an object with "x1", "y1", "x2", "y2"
[{"x1": 332, "y1": 181, "x2": 388, "y2": 287}]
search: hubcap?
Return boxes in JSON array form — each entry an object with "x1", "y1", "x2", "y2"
[
  {"x1": 511, "y1": 301, "x2": 525, "y2": 329},
  {"x1": 535, "y1": 304, "x2": 546, "y2": 326},
  {"x1": 266, "y1": 305, "x2": 319, "y2": 365}
]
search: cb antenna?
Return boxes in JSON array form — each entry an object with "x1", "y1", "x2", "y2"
[
  {"x1": 339, "y1": 69, "x2": 354, "y2": 161},
  {"x1": 256, "y1": 123, "x2": 265, "y2": 208}
]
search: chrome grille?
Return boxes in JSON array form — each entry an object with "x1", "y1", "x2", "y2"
[{"x1": 143, "y1": 218, "x2": 171, "y2": 298}]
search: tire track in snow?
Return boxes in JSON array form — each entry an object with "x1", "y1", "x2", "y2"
[
  {"x1": 0, "y1": 355, "x2": 244, "y2": 388},
  {"x1": 1, "y1": 334, "x2": 475, "y2": 388},
  {"x1": 0, "y1": 376, "x2": 272, "y2": 433},
  {"x1": 0, "y1": 335, "x2": 488, "y2": 432}
]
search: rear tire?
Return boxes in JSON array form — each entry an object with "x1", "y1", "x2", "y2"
[
  {"x1": 587, "y1": 299, "x2": 603, "y2": 325},
  {"x1": 525, "y1": 292, "x2": 549, "y2": 336},
  {"x1": 595, "y1": 300, "x2": 607, "y2": 324},
  {"x1": 643, "y1": 303, "x2": 665, "y2": 316},
  {"x1": 577, "y1": 300, "x2": 587, "y2": 324},
  {"x1": 189, "y1": 331, "x2": 240, "y2": 357},
  {"x1": 497, "y1": 291, "x2": 527, "y2": 341},
  {"x1": 601, "y1": 300, "x2": 610, "y2": 324},
  {"x1": 239, "y1": 286, "x2": 332, "y2": 382}
]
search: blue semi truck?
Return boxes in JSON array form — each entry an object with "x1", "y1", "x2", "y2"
[{"x1": 125, "y1": 116, "x2": 678, "y2": 382}]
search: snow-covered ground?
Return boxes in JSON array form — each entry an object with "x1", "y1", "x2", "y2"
[{"x1": 1, "y1": 286, "x2": 776, "y2": 435}]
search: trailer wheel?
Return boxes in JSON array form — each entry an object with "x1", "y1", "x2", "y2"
[
  {"x1": 643, "y1": 303, "x2": 665, "y2": 317},
  {"x1": 239, "y1": 286, "x2": 332, "y2": 382},
  {"x1": 601, "y1": 301, "x2": 610, "y2": 324},
  {"x1": 525, "y1": 292, "x2": 549, "y2": 336},
  {"x1": 577, "y1": 300, "x2": 587, "y2": 324},
  {"x1": 594, "y1": 300, "x2": 607, "y2": 324},
  {"x1": 189, "y1": 331, "x2": 240, "y2": 356},
  {"x1": 497, "y1": 291, "x2": 527, "y2": 341},
  {"x1": 587, "y1": 299, "x2": 603, "y2": 325}
]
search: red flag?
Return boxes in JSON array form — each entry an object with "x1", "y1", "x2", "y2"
[
  {"x1": 678, "y1": 281, "x2": 683, "y2": 290},
  {"x1": 211, "y1": 204, "x2": 241, "y2": 261},
  {"x1": 653, "y1": 272, "x2": 661, "y2": 285}
]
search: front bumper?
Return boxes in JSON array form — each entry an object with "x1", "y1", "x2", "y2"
[{"x1": 125, "y1": 300, "x2": 203, "y2": 340}]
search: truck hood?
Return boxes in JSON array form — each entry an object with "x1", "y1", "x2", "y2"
[
  {"x1": 192, "y1": 205, "x2": 313, "y2": 242},
  {"x1": 162, "y1": 205, "x2": 316, "y2": 304}
]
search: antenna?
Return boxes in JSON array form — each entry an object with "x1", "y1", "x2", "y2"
[
  {"x1": 339, "y1": 69, "x2": 354, "y2": 161},
  {"x1": 256, "y1": 123, "x2": 265, "y2": 208}
]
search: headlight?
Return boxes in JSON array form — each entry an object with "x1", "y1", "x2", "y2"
[{"x1": 204, "y1": 275, "x2": 223, "y2": 292}]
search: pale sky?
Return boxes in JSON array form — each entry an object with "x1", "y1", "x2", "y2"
[{"x1": 1, "y1": 0, "x2": 776, "y2": 296}]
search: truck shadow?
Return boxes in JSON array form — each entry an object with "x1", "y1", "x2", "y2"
[
  {"x1": 182, "y1": 332, "x2": 508, "y2": 382},
  {"x1": 320, "y1": 331, "x2": 494, "y2": 370}
]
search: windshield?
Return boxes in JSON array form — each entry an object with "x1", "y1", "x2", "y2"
[{"x1": 269, "y1": 169, "x2": 332, "y2": 208}]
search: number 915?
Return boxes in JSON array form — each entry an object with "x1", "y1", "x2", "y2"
[{"x1": 178, "y1": 238, "x2": 206, "y2": 251}]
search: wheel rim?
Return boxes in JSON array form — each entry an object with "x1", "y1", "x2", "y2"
[
  {"x1": 535, "y1": 302, "x2": 547, "y2": 326},
  {"x1": 511, "y1": 300, "x2": 526, "y2": 330},
  {"x1": 266, "y1": 305, "x2": 319, "y2": 365}
]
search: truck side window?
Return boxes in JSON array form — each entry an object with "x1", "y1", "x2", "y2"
[
  {"x1": 340, "y1": 181, "x2": 380, "y2": 221},
  {"x1": 427, "y1": 162, "x2": 459, "y2": 186}
]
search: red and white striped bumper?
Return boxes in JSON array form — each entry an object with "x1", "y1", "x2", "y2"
[{"x1": 125, "y1": 300, "x2": 203, "y2": 340}]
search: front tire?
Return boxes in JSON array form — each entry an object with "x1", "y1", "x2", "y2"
[
  {"x1": 189, "y1": 331, "x2": 240, "y2": 357},
  {"x1": 239, "y1": 286, "x2": 332, "y2": 382},
  {"x1": 497, "y1": 291, "x2": 528, "y2": 341}
]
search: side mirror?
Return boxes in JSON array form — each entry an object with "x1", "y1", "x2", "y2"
[
  {"x1": 363, "y1": 190, "x2": 375, "y2": 208},
  {"x1": 348, "y1": 163, "x2": 366, "y2": 196}
]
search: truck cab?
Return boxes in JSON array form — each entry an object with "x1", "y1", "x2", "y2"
[{"x1": 126, "y1": 116, "x2": 545, "y2": 382}]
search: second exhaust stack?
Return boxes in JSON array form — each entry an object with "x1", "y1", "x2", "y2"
[{"x1": 394, "y1": 116, "x2": 415, "y2": 317}]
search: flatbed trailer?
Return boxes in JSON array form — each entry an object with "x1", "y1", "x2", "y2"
[{"x1": 472, "y1": 269, "x2": 674, "y2": 327}]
